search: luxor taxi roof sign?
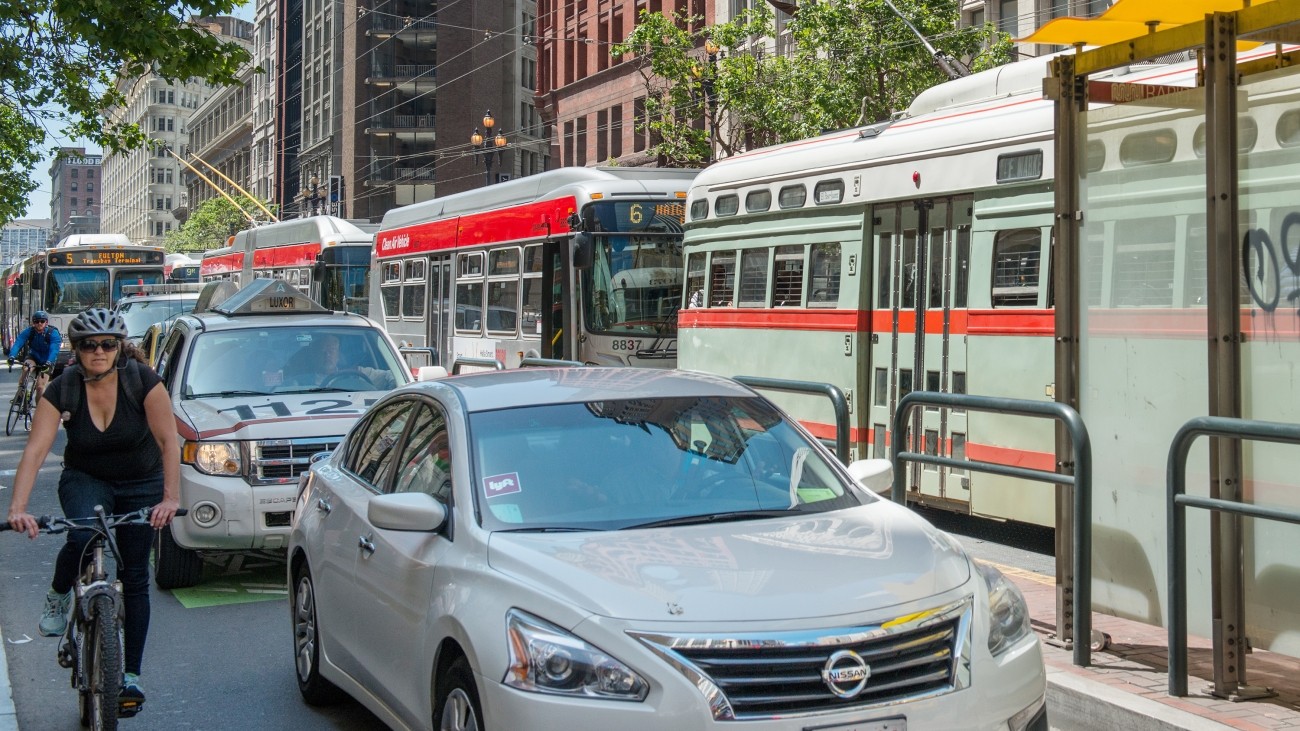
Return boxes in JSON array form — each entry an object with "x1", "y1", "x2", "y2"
[{"x1": 210, "y1": 277, "x2": 328, "y2": 316}]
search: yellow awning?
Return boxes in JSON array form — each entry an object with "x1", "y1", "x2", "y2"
[{"x1": 1017, "y1": 0, "x2": 1278, "y2": 46}]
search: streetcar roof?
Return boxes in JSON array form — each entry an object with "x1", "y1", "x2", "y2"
[
  {"x1": 378, "y1": 166, "x2": 699, "y2": 232},
  {"x1": 232, "y1": 216, "x2": 376, "y2": 249}
]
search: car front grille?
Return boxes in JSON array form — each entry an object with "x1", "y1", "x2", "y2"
[
  {"x1": 632, "y1": 597, "x2": 971, "y2": 721},
  {"x1": 252, "y1": 438, "x2": 339, "y2": 483}
]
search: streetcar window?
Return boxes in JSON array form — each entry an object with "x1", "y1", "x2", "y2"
[
  {"x1": 951, "y1": 432, "x2": 968, "y2": 477},
  {"x1": 405, "y1": 259, "x2": 427, "y2": 280},
  {"x1": 1111, "y1": 216, "x2": 1174, "y2": 307},
  {"x1": 899, "y1": 369, "x2": 913, "y2": 402},
  {"x1": 381, "y1": 262, "x2": 401, "y2": 320},
  {"x1": 524, "y1": 245, "x2": 544, "y2": 274},
  {"x1": 1276, "y1": 109, "x2": 1300, "y2": 148},
  {"x1": 745, "y1": 190, "x2": 771, "y2": 213},
  {"x1": 690, "y1": 199, "x2": 709, "y2": 220},
  {"x1": 738, "y1": 249, "x2": 768, "y2": 307},
  {"x1": 772, "y1": 246, "x2": 803, "y2": 307},
  {"x1": 901, "y1": 230, "x2": 918, "y2": 308},
  {"x1": 928, "y1": 228, "x2": 944, "y2": 309},
  {"x1": 995, "y1": 150, "x2": 1043, "y2": 183},
  {"x1": 813, "y1": 179, "x2": 844, "y2": 206},
  {"x1": 709, "y1": 254, "x2": 735, "y2": 306},
  {"x1": 459, "y1": 252, "x2": 484, "y2": 276},
  {"x1": 954, "y1": 226, "x2": 970, "y2": 308},
  {"x1": 952, "y1": 371, "x2": 966, "y2": 414},
  {"x1": 457, "y1": 253, "x2": 486, "y2": 331},
  {"x1": 1192, "y1": 117, "x2": 1257, "y2": 157},
  {"x1": 807, "y1": 243, "x2": 840, "y2": 307},
  {"x1": 873, "y1": 424, "x2": 886, "y2": 459},
  {"x1": 1119, "y1": 128, "x2": 1176, "y2": 167},
  {"x1": 685, "y1": 252, "x2": 707, "y2": 308},
  {"x1": 1083, "y1": 221, "x2": 1105, "y2": 307},
  {"x1": 877, "y1": 231, "x2": 891, "y2": 310},
  {"x1": 778, "y1": 185, "x2": 806, "y2": 209},
  {"x1": 1085, "y1": 140, "x2": 1105, "y2": 173},
  {"x1": 926, "y1": 371, "x2": 941, "y2": 411},
  {"x1": 923, "y1": 430, "x2": 939, "y2": 471},
  {"x1": 873, "y1": 368, "x2": 887, "y2": 407},
  {"x1": 488, "y1": 249, "x2": 520, "y2": 335},
  {"x1": 489, "y1": 248, "x2": 520, "y2": 276},
  {"x1": 287, "y1": 269, "x2": 300, "y2": 286},
  {"x1": 402, "y1": 280, "x2": 426, "y2": 319},
  {"x1": 383, "y1": 262, "x2": 401, "y2": 282},
  {"x1": 991, "y1": 228, "x2": 1041, "y2": 307},
  {"x1": 715, "y1": 195, "x2": 739, "y2": 217}
]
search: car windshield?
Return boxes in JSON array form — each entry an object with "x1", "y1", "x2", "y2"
[
  {"x1": 182, "y1": 325, "x2": 409, "y2": 398},
  {"x1": 469, "y1": 395, "x2": 867, "y2": 531},
  {"x1": 117, "y1": 297, "x2": 198, "y2": 337}
]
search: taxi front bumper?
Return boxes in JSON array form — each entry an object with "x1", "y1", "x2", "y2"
[{"x1": 172, "y1": 465, "x2": 298, "y2": 551}]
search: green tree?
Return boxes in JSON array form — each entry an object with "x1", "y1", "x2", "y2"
[
  {"x1": 163, "y1": 195, "x2": 276, "y2": 254},
  {"x1": 613, "y1": 1, "x2": 1012, "y2": 165},
  {"x1": 0, "y1": 1, "x2": 251, "y2": 223}
]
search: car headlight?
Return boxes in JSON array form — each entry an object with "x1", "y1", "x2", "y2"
[
  {"x1": 977, "y1": 562, "x2": 1032, "y2": 656},
  {"x1": 182, "y1": 440, "x2": 243, "y2": 476},
  {"x1": 503, "y1": 609, "x2": 648, "y2": 701}
]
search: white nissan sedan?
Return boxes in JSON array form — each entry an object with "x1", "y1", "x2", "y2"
[{"x1": 288, "y1": 367, "x2": 1047, "y2": 731}]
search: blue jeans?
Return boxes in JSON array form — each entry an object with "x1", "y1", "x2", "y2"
[{"x1": 53, "y1": 468, "x2": 163, "y2": 675}]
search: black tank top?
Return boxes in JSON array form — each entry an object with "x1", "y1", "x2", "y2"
[{"x1": 43, "y1": 362, "x2": 165, "y2": 481}]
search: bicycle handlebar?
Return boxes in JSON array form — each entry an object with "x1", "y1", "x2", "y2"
[{"x1": 0, "y1": 507, "x2": 187, "y2": 533}]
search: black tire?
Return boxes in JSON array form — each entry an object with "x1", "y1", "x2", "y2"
[
  {"x1": 5, "y1": 400, "x2": 19, "y2": 436},
  {"x1": 152, "y1": 526, "x2": 203, "y2": 589},
  {"x1": 292, "y1": 567, "x2": 345, "y2": 706},
  {"x1": 84, "y1": 594, "x2": 122, "y2": 731},
  {"x1": 433, "y1": 658, "x2": 483, "y2": 731}
]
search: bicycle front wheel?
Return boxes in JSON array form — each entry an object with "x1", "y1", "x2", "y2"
[
  {"x1": 80, "y1": 594, "x2": 122, "y2": 731},
  {"x1": 5, "y1": 399, "x2": 19, "y2": 436}
]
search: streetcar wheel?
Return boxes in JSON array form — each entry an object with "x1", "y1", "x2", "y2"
[
  {"x1": 434, "y1": 658, "x2": 483, "y2": 731},
  {"x1": 152, "y1": 526, "x2": 203, "y2": 589},
  {"x1": 87, "y1": 594, "x2": 122, "y2": 731},
  {"x1": 292, "y1": 567, "x2": 345, "y2": 706}
]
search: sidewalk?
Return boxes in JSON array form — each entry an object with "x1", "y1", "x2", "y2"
[{"x1": 998, "y1": 563, "x2": 1300, "y2": 730}]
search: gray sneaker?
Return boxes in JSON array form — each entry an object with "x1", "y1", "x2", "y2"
[{"x1": 38, "y1": 589, "x2": 72, "y2": 637}]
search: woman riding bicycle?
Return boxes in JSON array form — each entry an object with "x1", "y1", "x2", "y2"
[
  {"x1": 8, "y1": 310, "x2": 62, "y2": 403},
  {"x1": 4, "y1": 307, "x2": 180, "y2": 715}
]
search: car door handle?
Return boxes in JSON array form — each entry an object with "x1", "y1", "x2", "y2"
[
  {"x1": 358, "y1": 535, "x2": 375, "y2": 555},
  {"x1": 316, "y1": 497, "x2": 332, "y2": 515}
]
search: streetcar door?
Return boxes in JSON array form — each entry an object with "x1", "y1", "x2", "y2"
[
  {"x1": 428, "y1": 255, "x2": 451, "y2": 367},
  {"x1": 540, "y1": 238, "x2": 573, "y2": 360}
]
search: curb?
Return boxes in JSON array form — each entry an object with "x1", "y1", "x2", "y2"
[
  {"x1": 0, "y1": 618, "x2": 17, "y2": 731},
  {"x1": 1046, "y1": 666, "x2": 1232, "y2": 731}
]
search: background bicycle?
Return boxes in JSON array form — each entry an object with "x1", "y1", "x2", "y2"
[{"x1": 5, "y1": 360, "x2": 43, "y2": 435}]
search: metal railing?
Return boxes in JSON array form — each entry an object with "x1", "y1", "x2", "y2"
[
  {"x1": 450, "y1": 357, "x2": 504, "y2": 374},
  {"x1": 399, "y1": 346, "x2": 438, "y2": 369},
  {"x1": 1167, "y1": 416, "x2": 1300, "y2": 696},
  {"x1": 733, "y1": 376, "x2": 849, "y2": 464},
  {"x1": 891, "y1": 391, "x2": 1094, "y2": 667}
]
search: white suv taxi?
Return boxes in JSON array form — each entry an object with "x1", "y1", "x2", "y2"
[{"x1": 153, "y1": 278, "x2": 410, "y2": 588}]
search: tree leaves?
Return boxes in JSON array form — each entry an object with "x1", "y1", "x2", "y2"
[
  {"x1": 0, "y1": 0, "x2": 251, "y2": 223},
  {"x1": 162, "y1": 194, "x2": 275, "y2": 254},
  {"x1": 612, "y1": 0, "x2": 1013, "y2": 165}
]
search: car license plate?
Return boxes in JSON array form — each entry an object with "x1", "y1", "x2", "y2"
[{"x1": 804, "y1": 718, "x2": 905, "y2": 731}]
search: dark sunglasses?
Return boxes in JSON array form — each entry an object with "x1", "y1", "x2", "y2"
[
  {"x1": 77, "y1": 338, "x2": 121, "y2": 353},
  {"x1": 31, "y1": 319, "x2": 47, "y2": 324}
]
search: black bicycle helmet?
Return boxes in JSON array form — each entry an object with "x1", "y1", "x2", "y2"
[{"x1": 67, "y1": 308, "x2": 127, "y2": 342}]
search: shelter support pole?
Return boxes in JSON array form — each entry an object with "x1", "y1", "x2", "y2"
[
  {"x1": 1204, "y1": 12, "x2": 1254, "y2": 701},
  {"x1": 1049, "y1": 54, "x2": 1084, "y2": 652}
]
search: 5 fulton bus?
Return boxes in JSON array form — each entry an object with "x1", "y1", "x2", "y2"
[
  {"x1": 677, "y1": 48, "x2": 1300, "y2": 528},
  {"x1": 2, "y1": 233, "x2": 166, "y2": 351}
]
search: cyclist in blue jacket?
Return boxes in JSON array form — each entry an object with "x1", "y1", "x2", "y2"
[{"x1": 8, "y1": 311, "x2": 62, "y2": 403}]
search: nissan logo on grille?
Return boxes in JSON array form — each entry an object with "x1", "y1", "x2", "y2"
[{"x1": 821, "y1": 650, "x2": 871, "y2": 699}]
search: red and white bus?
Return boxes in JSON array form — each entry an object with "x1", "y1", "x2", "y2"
[
  {"x1": 372, "y1": 167, "x2": 697, "y2": 368},
  {"x1": 198, "y1": 216, "x2": 377, "y2": 315}
]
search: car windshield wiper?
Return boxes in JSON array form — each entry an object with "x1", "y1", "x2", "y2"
[
  {"x1": 283, "y1": 386, "x2": 354, "y2": 394},
  {"x1": 624, "y1": 509, "x2": 793, "y2": 530},
  {"x1": 184, "y1": 389, "x2": 272, "y2": 399},
  {"x1": 495, "y1": 526, "x2": 601, "y2": 533}
]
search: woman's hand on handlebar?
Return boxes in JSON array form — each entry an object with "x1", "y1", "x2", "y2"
[
  {"x1": 149, "y1": 498, "x2": 182, "y2": 530},
  {"x1": 5, "y1": 509, "x2": 40, "y2": 539}
]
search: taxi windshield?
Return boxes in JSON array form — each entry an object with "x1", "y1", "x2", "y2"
[
  {"x1": 117, "y1": 297, "x2": 199, "y2": 337},
  {"x1": 182, "y1": 326, "x2": 408, "y2": 398},
  {"x1": 469, "y1": 395, "x2": 866, "y2": 532}
]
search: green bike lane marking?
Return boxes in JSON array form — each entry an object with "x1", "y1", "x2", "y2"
[{"x1": 168, "y1": 553, "x2": 288, "y2": 609}]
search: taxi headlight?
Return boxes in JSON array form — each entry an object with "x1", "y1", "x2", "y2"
[
  {"x1": 978, "y1": 562, "x2": 1032, "y2": 656},
  {"x1": 503, "y1": 609, "x2": 648, "y2": 701},
  {"x1": 183, "y1": 441, "x2": 243, "y2": 476}
]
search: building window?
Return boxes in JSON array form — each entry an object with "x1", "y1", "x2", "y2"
[
  {"x1": 70, "y1": 182, "x2": 78, "y2": 191},
  {"x1": 71, "y1": 197, "x2": 78, "y2": 208}
]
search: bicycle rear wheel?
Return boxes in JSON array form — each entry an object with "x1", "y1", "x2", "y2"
[{"x1": 80, "y1": 594, "x2": 121, "y2": 730}]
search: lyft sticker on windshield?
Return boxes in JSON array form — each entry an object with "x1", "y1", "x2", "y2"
[{"x1": 483, "y1": 472, "x2": 522, "y2": 498}]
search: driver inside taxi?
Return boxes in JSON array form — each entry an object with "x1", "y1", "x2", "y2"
[{"x1": 289, "y1": 334, "x2": 391, "y2": 389}]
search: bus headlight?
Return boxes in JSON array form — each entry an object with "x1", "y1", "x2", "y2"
[
  {"x1": 182, "y1": 441, "x2": 243, "y2": 476},
  {"x1": 503, "y1": 610, "x2": 648, "y2": 701},
  {"x1": 977, "y1": 562, "x2": 1032, "y2": 656}
]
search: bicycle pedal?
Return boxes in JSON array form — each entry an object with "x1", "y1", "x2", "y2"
[
  {"x1": 57, "y1": 645, "x2": 74, "y2": 669},
  {"x1": 118, "y1": 700, "x2": 143, "y2": 718}
]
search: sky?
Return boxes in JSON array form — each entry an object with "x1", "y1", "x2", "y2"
[{"x1": 22, "y1": 2, "x2": 254, "y2": 222}]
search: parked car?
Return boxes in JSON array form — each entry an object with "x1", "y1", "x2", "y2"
[{"x1": 288, "y1": 367, "x2": 1047, "y2": 731}]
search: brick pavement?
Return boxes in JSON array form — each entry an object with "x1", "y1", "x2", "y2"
[{"x1": 996, "y1": 563, "x2": 1300, "y2": 730}]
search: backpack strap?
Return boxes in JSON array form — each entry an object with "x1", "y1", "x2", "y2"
[{"x1": 58, "y1": 359, "x2": 147, "y2": 429}]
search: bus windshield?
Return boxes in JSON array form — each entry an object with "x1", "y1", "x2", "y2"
[
  {"x1": 318, "y1": 245, "x2": 371, "y2": 316},
  {"x1": 583, "y1": 200, "x2": 685, "y2": 336},
  {"x1": 112, "y1": 270, "x2": 165, "y2": 303},
  {"x1": 47, "y1": 269, "x2": 110, "y2": 313}
]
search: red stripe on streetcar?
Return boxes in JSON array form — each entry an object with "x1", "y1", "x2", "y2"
[
  {"x1": 801, "y1": 419, "x2": 1055, "y2": 472},
  {"x1": 679, "y1": 308, "x2": 1054, "y2": 337},
  {"x1": 251, "y1": 242, "x2": 322, "y2": 269},
  {"x1": 200, "y1": 252, "x2": 244, "y2": 275},
  {"x1": 966, "y1": 309, "x2": 1054, "y2": 336},
  {"x1": 376, "y1": 196, "x2": 578, "y2": 258},
  {"x1": 677, "y1": 309, "x2": 866, "y2": 331}
]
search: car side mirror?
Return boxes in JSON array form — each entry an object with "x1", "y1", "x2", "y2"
[
  {"x1": 368, "y1": 492, "x2": 447, "y2": 532},
  {"x1": 417, "y1": 365, "x2": 448, "y2": 381},
  {"x1": 847, "y1": 459, "x2": 894, "y2": 496}
]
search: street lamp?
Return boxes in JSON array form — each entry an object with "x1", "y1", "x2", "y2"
[
  {"x1": 300, "y1": 176, "x2": 326, "y2": 217},
  {"x1": 470, "y1": 110, "x2": 508, "y2": 185}
]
